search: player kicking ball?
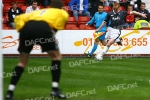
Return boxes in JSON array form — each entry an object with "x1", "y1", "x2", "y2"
[
  {"x1": 5, "y1": 0, "x2": 68, "y2": 100},
  {"x1": 85, "y1": 4, "x2": 122, "y2": 58},
  {"x1": 95, "y1": 2, "x2": 147, "y2": 60}
]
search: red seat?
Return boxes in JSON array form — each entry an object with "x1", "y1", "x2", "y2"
[
  {"x1": 62, "y1": 0, "x2": 70, "y2": 6},
  {"x1": 38, "y1": 6, "x2": 44, "y2": 9},
  {"x1": 67, "y1": 17, "x2": 77, "y2": 23},
  {"x1": 3, "y1": 5, "x2": 11, "y2": 14},
  {"x1": 15, "y1": 0, "x2": 25, "y2": 3},
  {"x1": 119, "y1": 6, "x2": 125, "y2": 11},
  {"x1": 3, "y1": 0, "x2": 12, "y2": 3},
  {"x1": 78, "y1": 16, "x2": 90, "y2": 25},
  {"x1": 65, "y1": 24, "x2": 78, "y2": 30},
  {"x1": 3, "y1": 26, "x2": 11, "y2": 30},
  {"x1": 17, "y1": 3, "x2": 25, "y2": 8},
  {"x1": 46, "y1": 6, "x2": 50, "y2": 8},
  {"x1": 79, "y1": 24, "x2": 94, "y2": 30},
  {"x1": 70, "y1": 27, "x2": 79, "y2": 30},
  {"x1": 3, "y1": 3, "x2": 11, "y2": 6},
  {"x1": 84, "y1": 26, "x2": 95, "y2": 30},
  {"x1": 104, "y1": 6, "x2": 111, "y2": 12},
  {"x1": 21, "y1": 6, "x2": 27, "y2": 12},
  {"x1": 66, "y1": 17, "x2": 77, "y2": 29}
]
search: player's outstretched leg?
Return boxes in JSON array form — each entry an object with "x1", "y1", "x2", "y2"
[
  {"x1": 97, "y1": 38, "x2": 115, "y2": 60},
  {"x1": 5, "y1": 53, "x2": 29, "y2": 100},
  {"x1": 47, "y1": 50, "x2": 66, "y2": 99}
]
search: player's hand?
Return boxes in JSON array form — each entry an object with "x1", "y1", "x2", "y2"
[
  {"x1": 86, "y1": 23, "x2": 88, "y2": 25},
  {"x1": 141, "y1": 14, "x2": 147, "y2": 18},
  {"x1": 95, "y1": 28, "x2": 99, "y2": 32}
]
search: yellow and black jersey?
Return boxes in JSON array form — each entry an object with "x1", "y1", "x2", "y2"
[{"x1": 14, "y1": 8, "x2": 69, "y2": 31}]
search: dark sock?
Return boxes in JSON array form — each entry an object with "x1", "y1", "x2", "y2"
[
  {"x1": 51, "y1": 60, "x2": 61, "y2": 90},
  {"x1": 10, "y1": 66, "x2": 24, "y2": 86},
  {"x1": 52, "y1": 87, "x2": 59, "y2": 91}
]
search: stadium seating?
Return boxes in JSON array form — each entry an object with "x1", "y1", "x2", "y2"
[
  {"x1": 3, "y1": 0, "x2": 11, "y2": 3},
  {"x1": 78, "y1": 16, "x2": 90, "y2": 29},
  {"x1": 3, "y1": 5, "x2": 11, "y2": 14},
  {"x1": 104, "y1": 6, "x2": 111, "y2": 13},
  {"x1": 65, "y1": 17, "x2": 78, "y2": 29},
  {"x1": 65, "y1": 24, "x2": 78, "y2": 29},
  {"x1": 62, "y1": 0, "x2": 70, "y2": 6},
  {"x1": 119, "y1": 6, "x2": 125, "y2": 11},
  {"x1": 38, "y1": 6, "x2": 44, "y2": 9},
  {"x1": 20, "y1": 6, "x2": 27, "y2": 12},
  {"x1": 79, "y1": 24, "x2": 94, "y2": 30},
  {"x1": 78, "y1": 16, "x2": 90, "y2": 24}
]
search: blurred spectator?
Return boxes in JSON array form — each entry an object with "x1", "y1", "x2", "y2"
[
  {"x1": 109, "y1": 0, "x2": 119, "y2": 8},
  {"x1": 69, "y1": 0, "x2": 90, "y2": 21},
  {"x1": 126, "y1": 0, "x2": 141, "y2": 9},
  {"x1": 134, "y1": 15, "x2": 150, "y2": 29},
  {"x1": 123, "y1": 5, "x2": 135, "y2": 29},
  {"x1": 26, "y1": 0, "x2": 39, "y2": 13},
  {"x1": 135, "y1": 2, "x2": 150, "y2": 21},
  {"x1": 8, "y1": 2, "x2": 23, "y2": 29},
  {"x1": 42, "y1": 0, "x2": 51, "y2": 8},
  {"x1": 99, "y1": 0, "x2": 109, "y2": 6},
  {"x1": 88, "y1": 0, "x2": 98, "y2": 17}
]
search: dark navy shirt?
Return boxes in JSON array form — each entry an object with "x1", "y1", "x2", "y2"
[{"x1": 104, "y1": 10, "x2": 128, "y2": 28}]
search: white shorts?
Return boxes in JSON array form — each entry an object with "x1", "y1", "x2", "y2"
[{"x1": 105, "y1": 27, "x2": 121, "y2": 40}]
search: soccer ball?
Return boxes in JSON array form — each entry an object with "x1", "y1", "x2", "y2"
[{"x1": 95, "y1": 53, "x2": 103, "y2": 60}]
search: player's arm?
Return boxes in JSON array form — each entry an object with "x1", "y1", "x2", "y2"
[
  {"x1": 86, "y1": 14, "x2": 95, "y2": 25},
  {"x1": 131, "y1": 11, "x2": 147, "y2": 18},
  {"x1": 95, "y1": 14, "x2": 110, "y2": 32}
]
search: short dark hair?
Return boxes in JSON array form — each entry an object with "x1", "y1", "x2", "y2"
[
  {"x1": 11, "y1": 1, "x2": 17, "y2": 6},
  {"x1": 98, "y1": 3, "x2": 104, "y2": 7},
  {"x1": 140, "y1": 2, "x2": 146, "y2": 6},
  {"x1": 128, "y1": 4, "x2": 133, "y2": 7},
  {"x1": 50, "y1": 0, "x2": 63, "y2": 9},
  {"x1": 31, "y1": 0, "x2": 38, "y2": 5}
]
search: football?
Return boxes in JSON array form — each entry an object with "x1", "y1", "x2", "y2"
[{"x1": 95, "y1": 53, "x2": 103, "y2": 60}]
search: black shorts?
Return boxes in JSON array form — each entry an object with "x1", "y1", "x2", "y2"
[{"x1": 18, "y1": 20, "x2": 59, "y2": 53}]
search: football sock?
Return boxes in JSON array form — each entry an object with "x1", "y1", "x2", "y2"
[
  {"x1": 52, "y1": 82, "x2": 59, "y2": 91},
  {"x1": 8, "y1": 66, "x2": 24, "y2": 93},
  {"x1": 101, "y1": 46, "x2": 109, "y2": 56},
  {"x1": 90, "y1": 44, "x2": 98, "y2": 56},
  {"x1": 51, "y1": 60, "x2": 61, "y2": 91}
]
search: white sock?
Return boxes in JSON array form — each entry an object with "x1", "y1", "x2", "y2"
[
  {"x1": 52, "y1": 82, "x2": 58, "y2": 88},
  {"x1": 101, "y1": 46, "x2": 109, "y2": 56},
  {"x1": 8, "y1": 84, "x2": 15, "y2": 91}
]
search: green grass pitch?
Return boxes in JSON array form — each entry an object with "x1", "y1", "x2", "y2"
[{"x1": 3, "y1": 57, "x2": 150, "y2": 100}]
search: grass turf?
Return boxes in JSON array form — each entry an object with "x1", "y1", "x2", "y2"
[{"x1": 3, "y1": 57, "x2": 150, "y2": 100}]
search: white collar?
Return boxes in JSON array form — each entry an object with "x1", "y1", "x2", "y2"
[
  {"x1": 11, "y1": 8, "x2": 19, "y2": 13},
  {"x1": 30, "y1": 6, "x2": 37, "y2": 10}
]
